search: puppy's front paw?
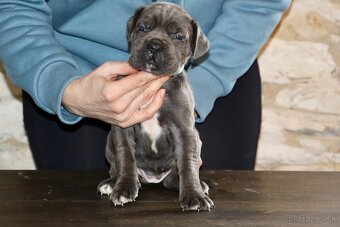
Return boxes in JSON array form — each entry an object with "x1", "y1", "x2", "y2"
[
  {"x1": 180, "y1": 192, "x2": 214, "y2": 211},
  {"x1": 110, "y1": 180, "x2": 140, "y2": 206}
]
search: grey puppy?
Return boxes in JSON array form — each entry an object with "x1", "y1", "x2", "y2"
[{"x1": 98, "y1": 2, "x2": 214, "y2": 211}]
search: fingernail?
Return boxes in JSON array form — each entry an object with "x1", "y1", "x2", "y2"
[{"x1": 160, "y1": 89, "x2": 166, "y2": 98}]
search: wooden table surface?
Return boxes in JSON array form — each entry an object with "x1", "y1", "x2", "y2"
[{"x1": 0, "y1": 170, "x2": 339, "y2": 226}]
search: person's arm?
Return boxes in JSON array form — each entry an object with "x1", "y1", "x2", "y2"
[
  {"x1": 0, "y1": 0, "x2": 168, "y2": 127},
  {"x1": 188, "y1": 0, "x2": 291, "y2": 122},
  {"x1": 0, "y1": 0, "x2": 84, "y2": 124}
]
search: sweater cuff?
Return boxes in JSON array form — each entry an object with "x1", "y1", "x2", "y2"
[
  {"x1": 188, "y1": 66, "x2": 231, "y2": 123},
  {"x1": 37, "y1": 61, "x2": 84, "y2": 124}
]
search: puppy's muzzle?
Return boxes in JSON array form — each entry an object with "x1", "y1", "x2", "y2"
[
  {"x1": 147, "y1": 38, "x2": 165, "y2": 62},
  {"x1": 147, "y1": 38, "x2": 164, "y2": 60}
]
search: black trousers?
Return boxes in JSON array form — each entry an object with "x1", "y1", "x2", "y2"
[{"x1": 23, "y1": 61, "x2": 261, "y2": 170}]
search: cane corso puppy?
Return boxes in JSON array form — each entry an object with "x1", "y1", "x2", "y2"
[{"x1": 98, "y1": 2, "x2": 213, "y2": 211}]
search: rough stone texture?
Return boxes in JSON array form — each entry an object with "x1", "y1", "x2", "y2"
[
  {"x1": 256, "y1": 0, "x2": 340, "y2": 171},
  {"x1": 0, "y1": 0, "x2": 339, "y2": 170},
  {"x1": 0, "y1": 65, "x2": 35, "y2": 169}
]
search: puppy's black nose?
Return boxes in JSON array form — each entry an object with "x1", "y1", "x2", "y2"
[{"x1": 148, "y1": 39, "x2": 163, "y2": 59}]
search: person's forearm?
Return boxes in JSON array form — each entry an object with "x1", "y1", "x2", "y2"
[
  {"x1": 0, "y1": 0, "x2": 83, "y2": 124},
  {"x1": 188, "y1": 0, "x2": 292, "y2": 122}
]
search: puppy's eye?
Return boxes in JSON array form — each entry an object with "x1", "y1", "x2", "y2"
[
  {"x1": 138, "y1": 24, "x2": 148, "y2": 32},
  {"x1": 173, "y1": 33, "x2": 185, "y2": 41}
]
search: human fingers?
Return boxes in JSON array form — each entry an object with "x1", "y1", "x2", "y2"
[
  {"x1": 94, "y1": 61, "x2": 139, "y2": 80},
  {"x1": 118, "y1": 89, "x2": 166, "y2": 128},
  {"x1": 198, "y1": 157, "x2": 203, "y2": 168},
  {"x1": 108, "y1": 76, "x2": 170, "y2": 122},
  {"x1": 103, "y1": 73, "x2": 168, "y2": 106}
]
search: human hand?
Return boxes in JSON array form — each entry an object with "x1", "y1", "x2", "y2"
[
  {"x1": 199, "y1": 157, "x2": 203, "y2": 168},
  {"x1": 62, "y1": 61, "x2": 170, "y2": 128}
]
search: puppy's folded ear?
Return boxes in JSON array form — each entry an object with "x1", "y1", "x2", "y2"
[
  {"x1": 191, "y1": 20, "x2": 209, "y2": 60},
  {"x1": 127, "y1": 6, "x2": 145, "y2": 50}
]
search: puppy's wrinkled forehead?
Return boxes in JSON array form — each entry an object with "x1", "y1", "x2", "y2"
[{"x1": 138, "y1": 3, "x2": 193, "y2": 33}]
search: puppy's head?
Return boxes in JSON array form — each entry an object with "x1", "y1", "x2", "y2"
[{"x1": 127, "y1": 3, "x2": 209, "y2": 76}]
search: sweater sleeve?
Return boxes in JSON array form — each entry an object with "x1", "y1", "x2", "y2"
[
  {"x1": 188, "y1": 0, "x2": 291, "y2": 123},
  {"x1": 0, "y1": 0, "x2": 83, "y2": 124}
]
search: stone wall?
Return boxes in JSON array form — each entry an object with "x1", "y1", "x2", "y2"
[
  {"x1": 0, "y1": 0, "x2": 339, "y2": 170},
  {"x1": 0, "y1": 65, "x2": 35, "y2": 169},
  {"x1": 256, "y1": 0, "x2": 340, "y2": 170}
]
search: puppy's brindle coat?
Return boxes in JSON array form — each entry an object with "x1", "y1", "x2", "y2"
[{"x1": 98, "y1": 3, "x2": 214, "y2": 211}]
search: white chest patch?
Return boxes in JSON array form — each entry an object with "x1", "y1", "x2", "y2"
[{"x1": 140, "y1": 113, "x2": 162, "y2": 153}]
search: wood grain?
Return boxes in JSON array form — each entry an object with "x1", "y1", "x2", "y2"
[{"x1": 0, "y1": 171, "x2": 339, "y2": 226}]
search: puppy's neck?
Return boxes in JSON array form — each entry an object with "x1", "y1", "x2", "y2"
[
  {"x1": 171, "y1": 71, "x2": 184, "y2": 78},
  {"x1": 162, "y1": 71, "x2": 187, "y2": 91}
]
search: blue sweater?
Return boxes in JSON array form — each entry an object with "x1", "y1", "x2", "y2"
[{"x1": 0, "y1": 0, "x2": 291, "y2": 124}]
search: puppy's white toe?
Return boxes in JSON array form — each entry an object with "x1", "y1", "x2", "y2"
[{"x1": 99, "y1": 183, "x2": 113, "y2": 195}]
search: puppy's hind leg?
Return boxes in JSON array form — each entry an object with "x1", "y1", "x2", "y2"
[
  {"x1": 163, "y1": 171, "x2": 211, "y2": 195},
  {"x1": 162, "y1": 171, "x2": 179, "y2": 191},
  {"x1": 98, "y1": 177, "x2": 116, "y2": 196}
]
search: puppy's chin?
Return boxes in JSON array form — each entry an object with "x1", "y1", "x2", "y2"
[
  {"x1": 128, "y1": 57, "x2": 182, "y2": 76},
  {"x1": 142, "y1": 62, "x2": 163, "y2": 75}
]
